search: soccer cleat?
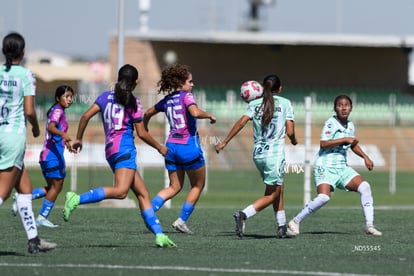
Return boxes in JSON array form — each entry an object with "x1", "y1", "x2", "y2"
[
  {"x1": 288, "y1": 219, "x2": 300, "y2": 235},
  {"x1": 155, "y1": 234, "x2": 176, "y2": 248},
  {"x1": 276, "y1": 225, "x2": 293, "y2": 238},
  {"x1": 233, "y1": 211, "x2": 246, "y2": 238},
  {"x1": 172, "y1": 218, "x2": 193, "y2": 234},
  {"x1": 366, "y1": 225, "x2": 382, "y2": 236},
  {"x1": 36, "y1": 215, "x2": 58, "y2": 228},
  {"x1": 63, "y1": 192, "x2": 80, "y2": 222},
  {"x1": 11, "y1": 192, "x2": 18, "y2": 216},
  {"x1": 28, "y1": 237, "x2": 57, "y2": 254}
]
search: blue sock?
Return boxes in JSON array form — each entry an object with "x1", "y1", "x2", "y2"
[
  {"x1": 39, "y1": 199, "x2": 55, "y2": 218},
  {"x1": 79, "y1": 187, "x2": 105, "y2": 204},
  {"x1": 179, "y1": 201, "x2": 195, "y2": 222},
  {"x1": 151, "y1": 195, "x2": 165, "y2": 212},
  {"x1": 32, "y1": 187, "x2": 46, "y2": 200},
  {"x1": 141, "y1": 208, "x2": 163, "y2": 234}
]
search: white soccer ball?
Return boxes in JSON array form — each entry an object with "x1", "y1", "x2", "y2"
[{"x1": 240, "y1": 80, "x2": 263, "y2": 103}]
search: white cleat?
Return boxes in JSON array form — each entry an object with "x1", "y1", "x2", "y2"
[
  {"x1": 288, "y1": 219, "x2": 300, "y2": 235},
  {"x1": 366, "y1": 225, "x2": 382, "y2": 236}
]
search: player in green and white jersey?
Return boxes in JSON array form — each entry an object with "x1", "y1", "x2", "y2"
[
  {"x1": 0, "y1": 32, "x2": 56, "y2": 253},
  {"x1": 216, "y1": 74, "x2": 297, "y2": 238},
  {"x1": 288, "y1": 94, "x2": 382, "y2": 236}
]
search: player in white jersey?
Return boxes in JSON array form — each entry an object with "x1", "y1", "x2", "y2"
[
  {"x1": 0, "y1": 32, "x2": 56, "y2": 253},
  {"x1": 288, "y1": 95, "x2": 382, "y2": 236},
  {"x1": 216, "y1": 74, "x2": 297, "y2": 238}
]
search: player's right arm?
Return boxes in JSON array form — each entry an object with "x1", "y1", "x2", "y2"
[
  {"x1": 73, "y1": 103, "x2": 100, "y2": 152},
  {"x1": 24, "y1": 95, "x2": 40, "y2": 137},
  {"x1": 215, "y1": 115, "x2": 249, "y2": 153}
]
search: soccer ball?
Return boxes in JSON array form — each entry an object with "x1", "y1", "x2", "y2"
[{"x1": 240, "y1": 80, "x2": 263, "y2": 103}]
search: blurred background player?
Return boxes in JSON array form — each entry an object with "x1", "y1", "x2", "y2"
[
  {"x1": 12, "y1": 85, "x2": 75, "y2": 228},
  {"x1": 215, "y1": 74, "x2": 297, "y2": 238},
  {"x1": 0, "y1": 32, "x2": 56, "y2": 253},
  {"x1": 288, "y1": 94, "x2": 382, "y2": 236},
  {"x1": 63, "y1": 64, "x2": 176, "y2": 247},
  {"x1": 144, "y1": 63, "x2": 216, "y2": 234}
]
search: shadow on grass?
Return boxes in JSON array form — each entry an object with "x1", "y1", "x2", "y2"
[{"x1": 0, "y1": 251, "x2": 25, "y2": 256}]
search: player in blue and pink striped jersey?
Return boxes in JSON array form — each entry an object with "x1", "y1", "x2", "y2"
[
  {"x1": 144, "y1": 64, "x2": 216, "y2": 234},
  {"x1": 63, "y1": 64, "x2": 176, "y2": 247}
]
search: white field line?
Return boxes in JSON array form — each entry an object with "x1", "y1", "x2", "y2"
[{"x1": 0, "y1": 263, "x2": 393, "y2": 276}]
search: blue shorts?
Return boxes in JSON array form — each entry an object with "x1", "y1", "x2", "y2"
[
  {"x1": 107, "y1": 149, "x2": 137, "y2": 172},
  {"x1": 39, "y1": 159, "x2": 66, "y2": 179},
  {"x1": 165, "y1": 136, "x2": 205, "y2": 171}
]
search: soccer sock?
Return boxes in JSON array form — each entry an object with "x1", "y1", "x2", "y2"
[
  {"x1": 17, "y1": 194, "x2": 38, "y2": 240},
  {"x1": 357, "y1": 181, "x2": 374, "y2": 226},
  {"x1": 80, "y1": 187, "x2": 105, "y2": 204},
  {"x1": 179, "y1": 201, "x2": 195, "y2": 222},
  {"x1": 275, "y1": 210, "x2": 286, "y2": 227},
  {"x1": 151, "y1": 195, "x2": 165, "y2": 212},
  {"x1": 39, "y1": 199, "x2": 55, "y2": 218},
  {"x1": 32, "y1": 187, "x2": 46, "y2": 200},
  {"x1": 295, "y1": 194, "x2": 330, "y2": 222},
  {"x1": 242, "y1": 204, "x2": 257, "y2": 219},
  {"x1": 141, "y1": 208, "x2": 163, "y2": 234}
]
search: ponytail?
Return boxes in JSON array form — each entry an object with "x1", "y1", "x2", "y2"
[
  {"x1": 114, "y1": 64, "x2": 138, "y2": 111},
  {"x1": 260, "y1": 74, "x2": 281, "y2": 126}
]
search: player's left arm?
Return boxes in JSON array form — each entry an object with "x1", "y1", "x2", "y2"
[
  {"x1": 187, "y1": 104, "x2": 216, "y2": 124},
  {"x1": 135, "y1": 120, "x2": 168, "y2": 156},
  {"x1": 351, "y1": 144, "x2": 374, "y2": 171}
]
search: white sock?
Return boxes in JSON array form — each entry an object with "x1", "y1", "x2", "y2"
[
  {"x1": 17, "y1": 194, "x2": 38, "y2": 240},
  {"x1": 295, "y1": 194, "x2": 330, "y2": 222},
  {"x1": 0, "y1": 197, "x2": 3, "y2": 206},
  {"x1": 275, "y1": 210, "x2": 286, "y2": 227},
  {"x1": 242, "y1": 204, "x2": 257, "y2": 219},
  {"x1": 357, "y1": 181, "x2": 374, "y2": 226}
]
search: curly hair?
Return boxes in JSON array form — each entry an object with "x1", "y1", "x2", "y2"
[{"x1": 157, "y1": 63, "x2": 191, "y2": 94}]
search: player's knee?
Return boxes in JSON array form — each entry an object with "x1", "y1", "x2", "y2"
[
  {"x1": 317, "y1": 193, "x2": 330, "y2": 204},
  {"x1": 357, "y1": 181, "x2": 372, "y2": 195}
]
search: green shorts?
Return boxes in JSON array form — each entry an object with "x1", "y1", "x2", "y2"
[
  {"x1": 253, "y1": 155, "x2": 285, "y2": 186},
  {"x1": 0, "y1": 133, "x2": 26, "y2": 170},
  {"x1": 313, "y1": 165, "x2": 359, "y2": 191}
]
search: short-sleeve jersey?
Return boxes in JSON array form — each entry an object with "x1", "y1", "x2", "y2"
[
  {"x1": 0, "y1": 65, "x2": 36, "y2": 135},
  {"x1": 39, "y1": 104, "x2": 68, "y2": 162},
  {"x1": 154, "y1": 91, "x2": 197, "y2": 144},
  {"x1": 95, "y1": 91, "x2": 142, "y2": 159},
  {"x1": 244, "y1": 95, "x2": 295, "y2": 159},
  {"x1": 314, "y1": 116, "x2": 355, "y2": 168}
]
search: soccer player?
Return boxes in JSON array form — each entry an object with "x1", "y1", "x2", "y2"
[
  {"x1": 143, "y1": 63, "x2": 216, "y2": 234},
  {"x1": 63, "y1": 64, "x2": 176, "y2": 247},
  {"x1": 287, "y1": 94, "x2": 382, "y2": 236},
  {"x1": 12, "y1": 85, "x2": 75, "y2": 228},
  {"x1": 0, "y1": 32, "x2": 56, "y2": 253},
  {"x1": 215, "y1": 74, "x2": 297, "y2": 238}
]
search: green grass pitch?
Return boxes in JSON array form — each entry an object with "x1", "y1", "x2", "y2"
[{"x1": 0, "y1": 168, "x2": 413, "y2": 276}]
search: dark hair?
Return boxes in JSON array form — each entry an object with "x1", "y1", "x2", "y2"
[
  {"x1": 114, "y1": 64, "x2": 138, "y2": 111},
  {"x1": 260, "y1": 74, "x2": 281, "y2": 126},
  {"x1": 2, "y1": 32, "x2": 25, "y2": 72},
  {"x1": 46, "y1": 85, "x2": 74, "y2": 116},
  {"x1": 157, "y1": 63, "x2": 191, "y2": 94},
  {"x1": 334, "y1": 94, "x2": 352, "y2": 110}
]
